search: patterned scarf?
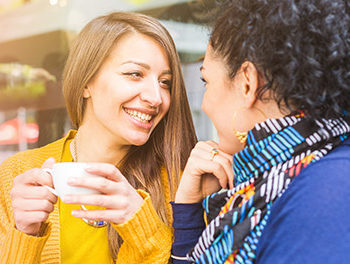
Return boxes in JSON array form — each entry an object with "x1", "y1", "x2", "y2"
[{"x1": 187, "y1": 112, "x2": 350, "y2": 264}]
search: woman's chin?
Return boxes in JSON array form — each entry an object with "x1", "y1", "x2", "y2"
[{"x1": 126, "y1": 136, "x2": 150, "y2": 147}]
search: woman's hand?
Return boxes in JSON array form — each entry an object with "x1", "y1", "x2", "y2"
[
  {"x1": 175, "y1": 141, "x2": 234, "y2": 204},
  {"x1": 62, "y1": 163, "x2": 143, "y2": 225},
  {"x1": 10, "y1": 158, "x2": 57, "y2": 236}
]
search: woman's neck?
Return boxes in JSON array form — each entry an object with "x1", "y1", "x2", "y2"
[{"x1": 74, "y1": 125, "x2": 129, "y2": 165}]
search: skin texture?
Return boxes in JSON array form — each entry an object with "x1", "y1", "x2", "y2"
[{"x1": 11, "y1": 32, "x2": 173, "y2": 235}]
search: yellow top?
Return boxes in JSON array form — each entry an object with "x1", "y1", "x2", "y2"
[
  {"x1": 59, "y1": 137, "x2": 112, "y2": 264},
  {"x1": 0, "y1": 130, "x2": 173, "y2": 263}
]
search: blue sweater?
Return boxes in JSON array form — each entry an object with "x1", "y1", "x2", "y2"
[{"x1": 171, "y1": 139, "x2": 350, "y2": 264}]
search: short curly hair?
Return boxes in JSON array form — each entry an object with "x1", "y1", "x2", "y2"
[{"x1": 210, "y1": 0, "x2": 350, "y2": 119}]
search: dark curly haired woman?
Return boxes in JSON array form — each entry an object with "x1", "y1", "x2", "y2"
[{"x1": 171, "y1": 0, "x2": 350, "y2": 263}]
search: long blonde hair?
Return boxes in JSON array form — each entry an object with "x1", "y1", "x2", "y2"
[{"x1": 62, "y1": 12, "x2": 197, "y2": 260}]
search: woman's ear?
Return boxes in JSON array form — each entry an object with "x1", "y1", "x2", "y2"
[
  {"x1": 83, "y1": 86, "x2": 91, "y2": 98},
  {"x1": 240, "y1": 61, "x2": 259, "y2": 107}
]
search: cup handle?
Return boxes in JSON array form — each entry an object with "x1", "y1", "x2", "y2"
[{"x1": 42, "y1": 168, "x2": 58, "y2": 196}]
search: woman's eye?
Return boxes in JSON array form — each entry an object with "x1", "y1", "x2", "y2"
[
  {"x1": 123, "y1": 72, "x2": 143, "y2": 79},
  {"x1": 160, "y1": 79, "x2": 171, "y2": 89}
]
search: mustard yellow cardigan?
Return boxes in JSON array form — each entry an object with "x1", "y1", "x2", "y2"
[{"x1": 0, "y1": 132, "x2": 173, "y2": 263}]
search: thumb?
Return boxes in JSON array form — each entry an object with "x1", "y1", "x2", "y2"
[{"x1": 41, "y1": 157, "x2": 56, "y2": 169}]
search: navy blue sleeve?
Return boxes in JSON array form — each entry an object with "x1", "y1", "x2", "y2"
[
  {"x1": 256, "y1": 154, "x2": 350, "y2": 264},
  {"x1": 171, "y1": 202, "x2": 205, "y2": 264}
]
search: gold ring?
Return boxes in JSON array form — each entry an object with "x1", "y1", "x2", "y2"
[{"x1": 210, "y1": 148, "x2": 219, "y2": 161}]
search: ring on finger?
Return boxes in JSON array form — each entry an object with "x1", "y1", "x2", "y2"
[{"x1": 210, "y1": 148, "x2": 219, "y2": 161}]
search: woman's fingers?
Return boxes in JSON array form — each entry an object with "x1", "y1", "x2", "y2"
[
  {"x1": 41, "y1": 157, "x2": 56, "y2": 169},
  {"x1": 67, "y1": 190, "x2": 143, "y2": 225},
  {"x1": 84, "y1": 163, "x2": 125, "y2": 182},
  {"x1": 71, "y1": 209, "x2": 129, "y2": 225},
  {"x1": 14, "y1": 167, "x2": 54, "y2": 188},
  {"x1": 11, "y1": 185, "x2": 57, "y2": 204},
  {"x1": 12, "y1": 168, "x2": 57, "y2": 202},
  {"x1": 11, "y1": 168, "x2": 57, "y2": 203},
  {"x1": 200, "y1": 160, "x2": 228, "y2": 189},
  {"x1": 11, "y1": 161, "x2": 58, "y2": 236},
  {"x1": 12, "y1": 198, "x2": 55, "y2": 213},
  {"x1": 210, "y1": 154, "x2": 234, "y2": 189},
  {"x1": 40, "y1": 157, "x2": 55, "y2": 187},
  {"x1": 14, "y1": 211, "x2": 50, "y2": 227},
  {"x1": 189, "y1": 153, "x2": 226, "y2": 188},
  {"x1": 67, "y1": 175, "x2": 120, "y2": 195},
  {"x1": 68, "y1": 193, "x2": 143, "y2": 225},
  {"x1": 192, "y1": 147, "x2": 232, "y2": 188},
  {"x1": 62, "y1": 192, "x2": 127, "y2": 209},
  {"x1": 197, "y1": 141, "x2": 234, "y2": 188},
  {"x1": 64, "y1": 165, "x2": 144, "y2": 225},
  {"x1": 176, "y1": 140, "x2": 235, "y2": 203}
]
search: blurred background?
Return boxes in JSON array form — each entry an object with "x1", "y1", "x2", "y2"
[{"x1": 0, "y1": 0, "x2": 220, "y2": 163}]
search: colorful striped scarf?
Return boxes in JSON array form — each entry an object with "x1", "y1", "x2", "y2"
[{"x1": 187, "y1": 112, "x2": 350, "y2": 264}]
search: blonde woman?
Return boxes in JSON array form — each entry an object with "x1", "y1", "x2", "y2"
[{"x1": 0, "y1": 12, "x2": 196, "y2": 263}]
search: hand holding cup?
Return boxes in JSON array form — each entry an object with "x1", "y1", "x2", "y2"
[
  {"x1": 42, "y1": 162, "x2": 102, "y2": 198},
  {"x1": 10, "y1": 157, "x2": 57, "y2": 236},
  {"x1": 61, "y1": 163, "x2": 143, "y2": 225}
]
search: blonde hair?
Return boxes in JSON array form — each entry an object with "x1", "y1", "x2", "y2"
[{"x1": 63, "y1": 12, "x2": 196, "y2": 260}]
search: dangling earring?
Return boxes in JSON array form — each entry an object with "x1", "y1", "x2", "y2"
[
  {"x1": 232, "y1": 107, "x2": 267, "y2": 145},
  {"x1": 234, "y1": 130, "x2": 248, "y2": 144},
  {"x1": 232, "y1": 109, "x2": 248, "y2": 144}
]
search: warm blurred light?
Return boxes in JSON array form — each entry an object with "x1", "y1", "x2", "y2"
[
  {"x1": 0, "y1": 118, "x2": 39, "y2": 145},
  {"x1": 49, "y1": 0, "x2": 58, "y2": 6},
  {"x1": 59, "y1": 0, "x2": 67, "y2": 7},
  {"x1": 124, "y1": 0, "x2": 152, "y2": 4}
]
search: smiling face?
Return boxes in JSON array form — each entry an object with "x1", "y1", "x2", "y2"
[{"x1": 82, "y1": 32, "x2": 171, "y2": 147}]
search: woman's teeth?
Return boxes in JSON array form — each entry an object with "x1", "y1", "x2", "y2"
[{"x1": 124, "y1": 108, "x2": 153, "y2": 123}]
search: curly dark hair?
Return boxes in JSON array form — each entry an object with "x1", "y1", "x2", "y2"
[{"x1": 210, "y1": 0, "x2": 350, "y2": 119}]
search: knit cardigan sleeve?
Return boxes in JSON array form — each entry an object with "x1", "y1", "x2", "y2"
[
  {"x1": 0, "y1": 153, "x2": 52, "y2": 264},
  {"x1": 112, "y1": 169, "x2": 173, "y2": 264}
]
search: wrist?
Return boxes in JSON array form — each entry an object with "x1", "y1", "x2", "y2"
[
  {"x1": 174, "y1": 191, "x2": 202, "y2": 204},
  {"x1": 175, "y1": 179, "x2": 203, "y2": 203}
]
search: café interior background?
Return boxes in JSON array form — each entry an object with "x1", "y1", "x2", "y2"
[{"x1": 0, "y1": 0, "x2": 221, "y2": 163}]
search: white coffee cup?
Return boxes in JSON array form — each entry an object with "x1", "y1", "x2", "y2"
[{"x1": 43, "y1": 162, "x2": 101, "y2": 199}]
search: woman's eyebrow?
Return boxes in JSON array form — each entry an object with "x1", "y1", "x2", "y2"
[
  {"x1": 121, "y1": 60, "x2": 171, "y2": 75},
  {"x1": 121, "y1": 60, "x2": 150, "y2": 70},
  {"x1": 161, "y1": 69, "x2": 172, "y2": 75}
]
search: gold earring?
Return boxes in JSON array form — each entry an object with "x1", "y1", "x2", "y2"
[
  {"x1": 234, "y1": 130, "x2": 248, "y2": 144},
  {"x1": 232, "y1": 107, "x2": 266, "y2": 145},
  {"x1": 232, "y1": 109, "x2": 248, "y2": 144}
]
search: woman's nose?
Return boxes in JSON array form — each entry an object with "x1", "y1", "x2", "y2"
[{"x1": 140, "y1": 78, "x2": 163, "y2": 107}]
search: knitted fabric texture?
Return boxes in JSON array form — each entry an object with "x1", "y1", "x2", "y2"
[{"x1": 0, "y1": 131, "x2": 173, "y2": 264}]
